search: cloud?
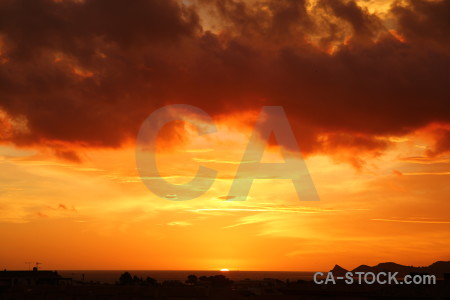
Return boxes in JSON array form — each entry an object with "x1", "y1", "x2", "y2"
[
  {"x1": 401, "y1": 172, "x2": 450, "y2": 176},
  {"x1": 0, "y1": 0, "x2": 200, "y2": 149},
  {"x1": 426, "y1": 128, "x2": 450, "y2": 157},
  {"x1": 191, "y1": 206, "x2": 340, "y2": 214},
  {"x1": 54, "y1": 149, "x2": 82, "y2": 162},
  {"x1": 392, "y1": 169, "x2": 403, "y2": 176},
  {"x1": 167, "y1": 221, "x2": 193, "y2": 226},
  {"x1": 0, "y1": 0, "x2": 449, "y2": 165},
  {"x1": 399, "y1": 156, "x2": 450, "y2": 164},
  {"x1": 371, "y1": 218, "x2": 450, "y2": 224},
  {"x1": 392, "y1": 0, "x2": 450, "y2": 50}
]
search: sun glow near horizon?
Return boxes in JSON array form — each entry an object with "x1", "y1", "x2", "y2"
[{"x1": 1, "y1": 120, "x2": 449, "y2": 271}]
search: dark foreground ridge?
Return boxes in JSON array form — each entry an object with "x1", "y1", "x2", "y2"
[
  {"x1": 349, "y1": 261, "x2": 450, "y2": 278},
  {"x1": 1, "y1": 262, "x2": 449, "y2": 299}
]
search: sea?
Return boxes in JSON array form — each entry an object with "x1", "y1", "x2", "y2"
[{"x1": 57, "y1": 270, "x2": 318, "y2": 284}]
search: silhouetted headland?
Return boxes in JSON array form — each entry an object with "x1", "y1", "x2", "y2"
[
  {"x1": 349, "y1": 261, "x2": 450, "y2": 278},
  {"x1": 330, "y1": 264, "x2": 349, "y2": 276}
]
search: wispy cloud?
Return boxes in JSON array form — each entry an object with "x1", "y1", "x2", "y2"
[
  {"x1": 185, "y1": 149, "x2": 214, "y2": 153},
  {"x1": 398, "y1": 156, "x2": 450, "y2": 164},
  {"x1": 190, "y1": 206, "x2": 342, "y2": 214},
  {"x1": 192, "y1": 158, "x2": 256, "y2": 165},
  {"x1": 401, "y1": 172, "x2": 450, "y2": 176},
  {"x1": 371, "y1": 218, "x2": 450, "y2": 224},
  {"x1": 167, "y1": 221, "x2": 193, "y2": 226}
]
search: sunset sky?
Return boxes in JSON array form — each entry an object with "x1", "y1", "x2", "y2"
[{"x1": 0, "y1": 0, "x2": 449, "y2": 271}]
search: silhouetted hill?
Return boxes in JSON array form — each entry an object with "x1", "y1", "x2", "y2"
[
  {"x1": 352, "y1": 264, "x2": 372, "y2": 273},
  {"x1": 329, "y1": 264, "x2": 348, "y2": 276},
  {"x1": 425, "y1": 261, "x2": 450, "y2": 277},
  {"x1": 350, "y1": 261, "x2": 450, "y2": 277}
]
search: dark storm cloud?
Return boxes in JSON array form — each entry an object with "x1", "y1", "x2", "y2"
[
  {"x1": 392, "y1": 0, "x2": 450, "y2": 49},
  {"x1": 0, "y1": 0, "x2": 200, "y2": 147},
  {"x1": 0, "y1": 0, "x2": 449, "y2": 159},
  {"x1": 323, "y1": 0, "x2": 383, "y2": 40}
]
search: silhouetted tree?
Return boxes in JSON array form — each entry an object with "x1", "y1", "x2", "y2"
[
  {"x1": 186, "y1": 274, "x2": 198, "y2": 285},
  {"x1": 118, "y1": 272, "x2": 133, "y2": 285},
  {"x1": 210, "y1": 274, "x2": 233, "y2": 287},
  {"x1": 196, "y1": 275, "x2": 232, "y2": 287},
  {"x1": 162, "y1": 280, "x2": 184, "y2": 287},
  {"x1": 133, "y1": 275, "x2": 141, "y2": 284},
  {"x1": 145, "y1": 277, "x2": 158, "y2": 286}
]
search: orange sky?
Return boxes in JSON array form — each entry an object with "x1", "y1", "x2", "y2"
[
  {"x1": 0, "y1": 0, "x2": 450, "y2": 271},
  {"x1": 1, "y1": 116, "x2": 449, "y2": 271}
]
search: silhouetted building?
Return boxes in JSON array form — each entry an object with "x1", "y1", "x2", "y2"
[{"x1": 0, "y1": 268, "x2": 71, "y2": 287}]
